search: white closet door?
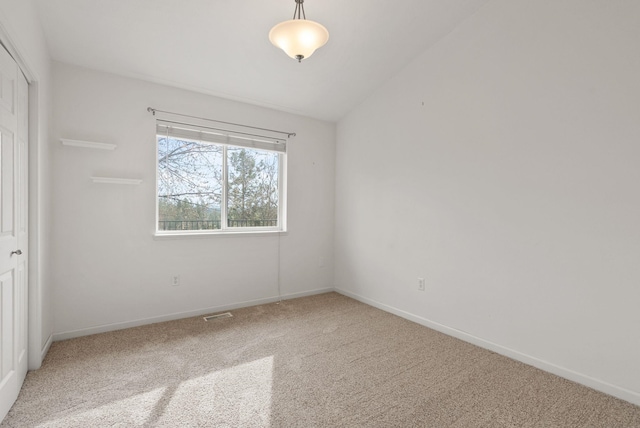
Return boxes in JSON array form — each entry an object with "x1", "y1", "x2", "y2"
[{"x1": 0, "y1": 42, "x2": 28, "y2": 422}]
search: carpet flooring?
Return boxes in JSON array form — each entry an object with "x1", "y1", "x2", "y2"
[{"x1": 2, "y1": 292, "x2": 639, "y2": 427}]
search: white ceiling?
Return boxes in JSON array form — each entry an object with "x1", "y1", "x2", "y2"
[{"x1": 34, "y1": 0, "x2": 489, "y2": 122}]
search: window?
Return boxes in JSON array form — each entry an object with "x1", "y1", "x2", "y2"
[{"x1": 156, "y1": 121, "x2": 286, "y2": 234}]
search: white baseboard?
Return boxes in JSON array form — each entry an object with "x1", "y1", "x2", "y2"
[
  {"x1": 51, "y1": 285, "x2": 639, "y2": 407},
  {"x1": 335, "y1": 287, "x2": 640, "y2": 407},
  {"x1": 53, "y1": 287, "x2": 333, "y2": 342},
  {"x1": 40, "y1": 334, "x2": 52, "y2": 362}
]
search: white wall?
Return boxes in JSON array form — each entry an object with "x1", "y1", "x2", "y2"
[
  {"x1": 51, "y1": 62, "x2": 335, "y2": 338},
  {"x1": 335, "y1": 0, "x2": 640, "y2": 405},
  {"x1": 0, "y1": 0, "x2": 53, "y2": 368}
]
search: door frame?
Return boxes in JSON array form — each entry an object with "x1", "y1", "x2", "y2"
[{"x1": 0, "y1": 21, "x2": 49, "y2": 370}]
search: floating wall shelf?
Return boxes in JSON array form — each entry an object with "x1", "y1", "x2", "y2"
[
  {"x1": 91, "y1": 177, "x2": 142, "y2": 185},
  {"x1": 61, "y1": 138, "x2": 117, "y2": 150}
]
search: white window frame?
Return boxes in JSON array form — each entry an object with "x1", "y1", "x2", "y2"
[{"x1": 154, "y1": 121, "x2": 287, "y2": 237}]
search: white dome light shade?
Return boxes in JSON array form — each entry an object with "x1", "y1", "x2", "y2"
[{"x1": 269, "y1": 19, "x2": 329, "y2": 62}]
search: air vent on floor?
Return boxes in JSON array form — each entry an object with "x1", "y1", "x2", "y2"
[{"x1": 203, "y1": 312, "x2": 233, "y2": 321}]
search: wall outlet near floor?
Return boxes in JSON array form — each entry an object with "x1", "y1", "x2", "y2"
[
  {"x1": 171, "y1": 275, "x2": 180, "y2": 286},
  {"x1": 418, "y1": 277, "x2": 425, "y2": 291}
]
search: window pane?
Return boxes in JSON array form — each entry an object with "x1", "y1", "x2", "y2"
[
  {"x1": 227, "y1": 147, "x2": 279, "y2": 228},
  {"x1": 157, "y1": 136, "x2": 223, "y2": 231}
]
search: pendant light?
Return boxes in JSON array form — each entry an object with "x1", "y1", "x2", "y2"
[{"x1": 269, "y1": 0, "x2": 329, "y2": 63}]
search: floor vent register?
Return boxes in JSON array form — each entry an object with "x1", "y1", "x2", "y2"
[{"x1": 203, "y1": 312, "x2": 233, "y2": 321}]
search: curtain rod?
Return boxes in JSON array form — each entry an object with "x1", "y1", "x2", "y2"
[
  {"x1": 157, "y1": 119, "x2": 287, "y2": 144},
  {"x1": 147, "y1": 107, "x2": 296, "y2": 138}
]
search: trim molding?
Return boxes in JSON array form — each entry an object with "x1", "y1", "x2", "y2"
[
  {"x1": 52, "y1": 287, "x2": 333, "y2": 341},
  {"x1": 335, "y1": 287, "x2": 640, "y2": 407},
  {"x1": 0, "y1": 15, "x2": 37, "y2": 83},
  {"x1": 51, "y1": 284, "x2": 640, "y2": 406},
  {"x1": 37, "y1": 334, "x2": 53, "y2": 368},
  {"x1": 0, "y1": 15, "x2": 50, "y2": 373}
]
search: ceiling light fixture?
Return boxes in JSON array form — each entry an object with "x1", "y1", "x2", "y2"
[{"x1": 269, "y1": 0, "x2": 329, "y2": 63}]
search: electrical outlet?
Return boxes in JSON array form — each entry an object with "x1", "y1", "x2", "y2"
[
  {"x1": 171, "y1": 275, "x2": 180, "y2": 286},
  {"x1": 418, "y1": 277, "x2": 425, "y2": 291}
]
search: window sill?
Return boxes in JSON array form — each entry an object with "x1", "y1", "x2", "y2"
[{"x1": 153, "y1": 229, "x2": 288, "y2": 240}]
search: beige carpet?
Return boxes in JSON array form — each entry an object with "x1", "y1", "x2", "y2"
[{"x1": 2, "y1": 292, "x2": 639, "y2": 427}]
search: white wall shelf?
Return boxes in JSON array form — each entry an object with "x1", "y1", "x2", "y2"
[
  {"x1": 61, "y1": 138, "x2": 117, "y2": 150},
  {"x1": 90, "y1": 177, "x2": 142, "y2": 185}
]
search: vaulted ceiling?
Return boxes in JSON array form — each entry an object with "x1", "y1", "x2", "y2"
[{"x1": 34, "y1": 0, "x2": 490, "y2": 122}]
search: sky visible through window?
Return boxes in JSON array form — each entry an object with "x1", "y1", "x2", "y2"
[{"x1": 158, "y1": 136, "x2": 279, "y2": 231}]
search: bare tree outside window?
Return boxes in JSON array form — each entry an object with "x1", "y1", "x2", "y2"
[
  {"x1": 227, "y1": 147, "x2": 279, "y2": 228},
  {"x1": 157, "y1": 135, "x2": 280, "y2": 232}
]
